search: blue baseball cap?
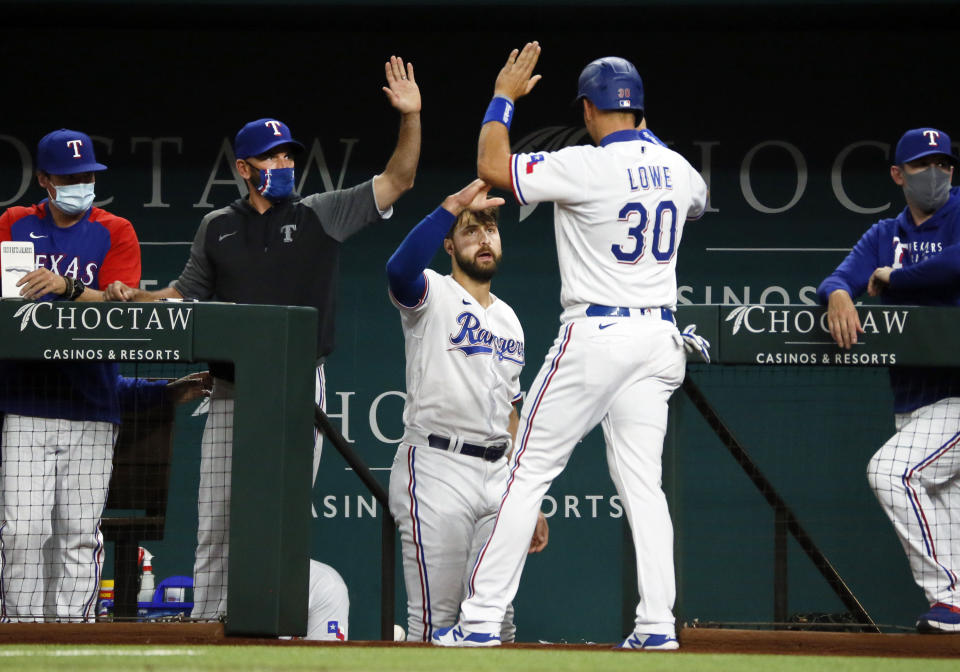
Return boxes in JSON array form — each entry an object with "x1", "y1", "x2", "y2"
[
  {"x1": 894, "y1": 128, "x2": 958, "y2": 166},
  {"x1": 234, "y1": 118, "x2": 305, "y2": 159},
  {"x1": 37, "y1": 129, "x2": 108, "y2": 175}
]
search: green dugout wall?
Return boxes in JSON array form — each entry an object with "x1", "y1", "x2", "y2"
[
  {"x1": 0, "y1": 302, "x2": 316, "y2": 636},
  {"x1": 2, "y1": 0, "x2": 959, "y2": 639}
]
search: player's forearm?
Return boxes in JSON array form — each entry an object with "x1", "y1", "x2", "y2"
[
  {"x1": 375, "y1": 112, "x2": 421, "y2": 210},
  {"x1": 889, "y1": 245, "x2": 960, "y2": 291},
  {"x1": 816, "y1": 276, "x2": 855, "y2": 305},
  {"x1": 138, "y1": 286, "x2": 184, "y2": 302},
  {"x1": 75, "y1": 287, "x2": 106, "y2": 302},
  {"x1": 477, "y1": 122, "x2": 513, "y2": 191},
  {"x1": 386, "y1": 207, "x2": 453, "y2": 305},
  {"x1": 107, "y1": 284, "x2": 183, "y2": 302}
]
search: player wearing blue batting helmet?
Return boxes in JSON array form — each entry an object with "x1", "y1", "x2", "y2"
[{"x1": 576, "y1": 56, "x2": 644, "y2": 121}]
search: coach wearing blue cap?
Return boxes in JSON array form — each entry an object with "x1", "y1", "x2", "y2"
[
  {"x1": 0, "y1": 128, "x2": 145, "y2": 621},
  {"x1": 104, "y1": 56, "x2": 422, "y2": 627},
  {"x1": 1, "y1": 129, "x2": 141, "y2": 302},
  {"x1": 818, "y1": 127, "x2": 960, "y2": 633}
]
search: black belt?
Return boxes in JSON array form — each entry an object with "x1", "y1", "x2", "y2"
[{"x1": 427, "y1": 434, "x2": 507, "y2": 462}]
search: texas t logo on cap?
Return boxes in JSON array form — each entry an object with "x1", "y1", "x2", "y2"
[
  {"x1": 36, "y1": 129, "x2": 108, "y2": 175},
  {"x1": 66, "y1": 139, "x2": 84, "y2": 158},
  {"x1": 234, "y1": 118, "x2": 305, "y2": 159},
  {"x1": 894, "y1": 127, "x2": 958, "y2": 166}
]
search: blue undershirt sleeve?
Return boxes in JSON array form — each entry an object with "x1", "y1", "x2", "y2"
[
  {"x1": 889, "y1": 243, "x2": 960, "y2": 291},
  {"x1": 386, "y1": 206, "x2": 456, "y2": 307},
  {"x1": 116, "y1": 375, "x2": 170, "y2": 412}
]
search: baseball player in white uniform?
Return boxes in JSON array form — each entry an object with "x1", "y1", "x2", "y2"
[
  {"x1": 386, "y1": 179, "x2": 548, "y2": 642},
  {"x1": 433, "y1": 44, "x2": 708, "y2": 649}
]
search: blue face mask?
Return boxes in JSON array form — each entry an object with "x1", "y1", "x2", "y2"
[
  {"x1": 52, "y1": 182, "x2": 95, "y2": 215},
  {"x1": 255, "y1": 167, "x2": 295, "y2": 202}
]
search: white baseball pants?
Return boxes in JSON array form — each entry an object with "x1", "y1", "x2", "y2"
[
  {"x1": 305, "y1": 559, "x2": 350, "y2": 640},
  {"x1": 389, "y1": 444, "x2": 516, "y2": 642},
  {"x1": 0, "y1": 414, "x2": 115, "y2": 622},
  {"x1": 460, "y1": 316, "x2": 686, "y2": 636},
  {"x1": 868, "y1": 396, "x2": 960, "y2": 607}
]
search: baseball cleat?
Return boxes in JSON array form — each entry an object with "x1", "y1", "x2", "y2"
[
  {"x1": 917, "y1": 602, "x2": 960, "y2": 633},
  {"x1": 618, "y1": 631, "x2": 680, "y2": 650},
  {"x1": 431, "y1": 623, "x2": 501, "y2": 647}
]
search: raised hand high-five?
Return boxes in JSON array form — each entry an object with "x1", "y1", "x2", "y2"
[
  {"x1": 494, "y1": 41, "x2": 542, "y2": 102},
  {"x1": 382, "y1": 55, "x2": 421, "y2": 114}
]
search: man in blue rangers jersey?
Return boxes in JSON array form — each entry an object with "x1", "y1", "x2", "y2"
[
  {"x1": 0, "y1": 129, "x2": 205, "y2": 622},
  {"x1": 818, "y1": 127, "x2": 960, "y2": 633}
]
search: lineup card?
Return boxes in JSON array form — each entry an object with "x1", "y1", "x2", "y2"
[{"x1": 1, "y1": 240, "x2": 35, "y2": 298}]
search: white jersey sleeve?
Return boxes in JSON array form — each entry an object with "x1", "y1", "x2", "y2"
[
  {"x1": 510, "y1": 147, "x2": 592, "y2": 206},
  {"x1": 686, "y1": 164, "x2": 708, "y2": 221}
]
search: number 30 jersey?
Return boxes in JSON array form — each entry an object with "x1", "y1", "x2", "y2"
[{"x1": 510, "y1": 129, "x2": 708, "y2": 311}]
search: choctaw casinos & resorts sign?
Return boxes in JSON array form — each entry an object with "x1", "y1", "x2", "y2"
[
  {"x1": 0, "y1": 301, "x2": 194, "y2": 362},
  {"x1": 718, "y1": 305, "x2": 955, "y2": 367}
]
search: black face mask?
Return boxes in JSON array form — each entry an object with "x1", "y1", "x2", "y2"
[{"x1": 902, "y1": 166, "x2": 952, "y2": 215}]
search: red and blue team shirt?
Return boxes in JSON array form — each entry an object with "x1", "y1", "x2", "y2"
[
  {"x1": 0, "y1": 200, "x2": 142, "y2": 424},
  {"x1": 0, "y1": 200, "x2": 141, "y2": 293}
]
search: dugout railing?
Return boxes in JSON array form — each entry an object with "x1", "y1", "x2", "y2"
[
  {"x1": 0, "y1": 301, "x2": 315, "y2": 636},
  {"x1": 660, "y1": 303, "x2": 954, "y2": 634},
  {"x1": 2, "y1": 301, "x2": 950, "y2": 637}
]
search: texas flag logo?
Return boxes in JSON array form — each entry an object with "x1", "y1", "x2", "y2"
[
  {"x1": 328, "y1": 620, "x2": 345, "y2": 641},
  {"x1": 526, "y1": 154, "x2": 545, "y2": 174}
]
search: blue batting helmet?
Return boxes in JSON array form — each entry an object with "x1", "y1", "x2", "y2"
[{"x1": 575, "y1": 57, "x2": 644, "y2": 114}]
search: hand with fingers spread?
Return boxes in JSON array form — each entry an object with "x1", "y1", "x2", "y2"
[
  {"x1": 441, "y1": 179, "x2": 506, "y2": 218},
  {"x1": 382, "y1": 55, "x2": 421, "y2": 115},
  {"x1": 494, "y1": 41, "x2": 542, "y2": 102},
  {"x1": 165, "y1": 371, "x2": 213, "y2": 405},
  {"x1": 477, "y1": 42, "x2": 542, "y2": 188}
]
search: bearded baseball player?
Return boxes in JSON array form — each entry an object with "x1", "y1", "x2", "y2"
[
  {"x1": 104, "y1": 57, "x2": 421, "y2": 620},
  {"x1": 387, "y1": 179, "x2": 548, "y2": 642},
  {"x1": 818, "y1": 128, "x2": 960, "y2": 633},
  {"x1": 432, "y1": 44, "x2": 708, "y2": 649}
]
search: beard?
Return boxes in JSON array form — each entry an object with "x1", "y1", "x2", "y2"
[{"x1": 455, "y1": 248, "x2": 501, "y2": 282}]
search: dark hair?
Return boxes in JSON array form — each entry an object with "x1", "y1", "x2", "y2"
[{"x1": 445, "y1": 207, "x2": 499, "y2": 239}]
